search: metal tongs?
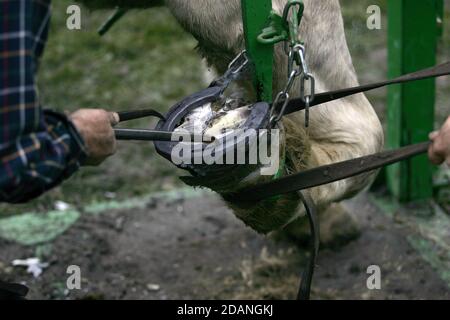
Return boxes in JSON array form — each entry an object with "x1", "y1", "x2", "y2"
[{"x1": 114, "y1": 109, "x2": 214, "y2": 143}]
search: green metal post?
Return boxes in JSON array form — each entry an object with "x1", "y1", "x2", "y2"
[
  {"x1": 387, "y1": 0, "x2": 439, "y2": 201},
  {"x1": 241, "y1": 0, "x2": 274, "y2": 102}
]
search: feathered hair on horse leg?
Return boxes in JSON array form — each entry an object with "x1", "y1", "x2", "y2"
[
  {"x1": 75, "y1": 0, "x2": 164, "y2": 9},
  {"x1": 221, "y1": 120, "x2": 313, "y2": 235}
]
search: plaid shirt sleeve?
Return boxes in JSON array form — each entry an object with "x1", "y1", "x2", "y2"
[{"x1": 0, "y1": 0, "x2": 87, "y2": 203}]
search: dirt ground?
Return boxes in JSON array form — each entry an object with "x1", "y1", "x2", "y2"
[
  {"x1": 0, "y1": 190, "x2": 449, "y2": 300},
  {"x1": 1, "y1": 1, "x2": 450, "y2": 300}
]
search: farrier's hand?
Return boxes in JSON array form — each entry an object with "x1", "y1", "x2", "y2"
[
  {"x1": 428, "y1": 116, "x2": 450, "y2": 166},
  {"x1": 70, "y1": 109, "x2": 119, "y2": 166}
]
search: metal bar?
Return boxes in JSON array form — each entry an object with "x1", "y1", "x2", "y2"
[
  {"x1": 241, "y1": 0, "x2": 274, "y2": 102},
  {"x1": 117, "y1": 109, "x2": 166, "y2": 122},
  {"x1": 98, "y1": 8, "x2": 128, "y2": 36},
  {"x1": 115, "y1": 129, "x2": 213, "y2": 143},
  {"x1": 387, "y1": 0, "x2": 438, "y2": 201}
]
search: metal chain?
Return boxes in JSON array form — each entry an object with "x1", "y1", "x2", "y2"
[
  {"x1": 270, "y1": 70, "x2": 297, "y2": 124},
  {"x1": 211, "y1": 51, "x2": 249, "y2": 88},
  {"x1": 270, "y1": 2, "x2": 315, "y2": 128},
  {"x1": 296, "y1": 44, "x2": 315, "y2": 127},
  {"x1": 228, "y1": 50, "x2": 250, "y2": 75}
]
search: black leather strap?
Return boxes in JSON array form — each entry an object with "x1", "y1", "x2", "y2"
[
  {"x1": 283, "y1": 62, "x2": 450, "y2": 115},
  {"x1": 0, "y1": 280, "x2": 28, "y2": 300},
  {"x1": 297, "y1": 192, "x2": 319, "y2": 300},
  {"x1": 228, "y1": 142, "x2": 430, "y2": 202}
]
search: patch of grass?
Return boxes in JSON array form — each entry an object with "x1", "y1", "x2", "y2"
[{"x1": 211, "y1": 247, "x2": 305, "y2": 300}]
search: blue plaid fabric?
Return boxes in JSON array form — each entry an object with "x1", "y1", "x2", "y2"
[{"x1": 0, "y1": 0, "x2": 87, "y2": 203}]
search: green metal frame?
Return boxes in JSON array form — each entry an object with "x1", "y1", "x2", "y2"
[
  {"x1": 387, "y1": 0, "x2": 443, "y2": 201},
  {"x1": 241, "y1": 0, "x2": 274, "y2": 102}
]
